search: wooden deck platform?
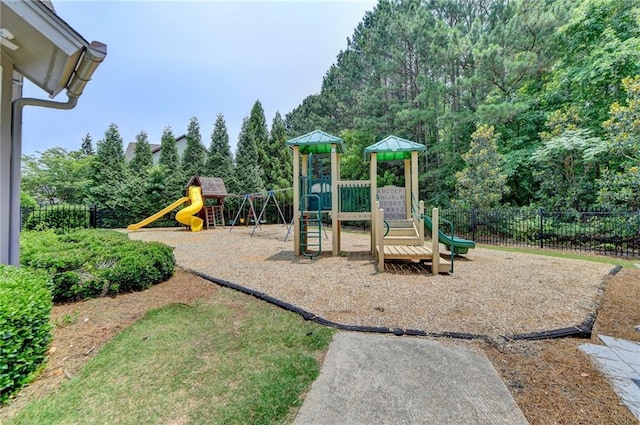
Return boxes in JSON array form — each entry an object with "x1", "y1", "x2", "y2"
[
  {"x1": 382, "y1": 245, "x2": 433, "y2": 260},
  {"x1": 377, "y1": 245, "x2": 451, "y2": 273}
]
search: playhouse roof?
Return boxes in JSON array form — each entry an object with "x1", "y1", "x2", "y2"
[
  {"x1": 285, "y1": 130, "x2": 345, "y2": 154},
  {"x1": 185, "y1": 176, "x2": 227, "y2": 198},
  {"x1": 364, "y1": 135, "x2": 426, "y2": 161}
]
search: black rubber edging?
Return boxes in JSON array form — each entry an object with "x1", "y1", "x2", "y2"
[
  {"x1": 608, "y1": 265, "x2": 623, "y2": 276},
  {"x1": 503, "y1": 265, "x2": 623, "y2": 341},
  {"x1": 188, "y1": 264, "x2": 623, "y2": 342}
]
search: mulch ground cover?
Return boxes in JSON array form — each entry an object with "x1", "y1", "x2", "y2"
[{"x1": 1, "y1": 265, "x2": 638, "y2": 424}]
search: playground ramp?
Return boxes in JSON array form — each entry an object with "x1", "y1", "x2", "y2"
[
  {"x1": 422, "y1": 215, "x2": 476, "y2": 255},
  {"x1": 127, "y1": 186, "x2": 204, "y2": 231}
]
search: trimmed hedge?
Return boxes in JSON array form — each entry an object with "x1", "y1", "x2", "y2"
[
  {"x1": 20, "y1": 230, "x2": 175, "y2": 302},
  {"x1": 0, "y1": 265, "x2": 52, "y2": 404}
]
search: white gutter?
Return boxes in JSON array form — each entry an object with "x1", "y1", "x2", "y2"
[{"x1": 8, "y1": 42, "x2": 106, "y2": 265}]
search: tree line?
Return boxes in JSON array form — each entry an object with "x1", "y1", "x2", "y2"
[
  {"x1": 285, "y1": 0, "x2": 639, "y2": 210},
  {"x1": 22, "y1": 0, "x2": 640, "y2": 214},
  {"x1": 21, "y1": 100, "x2": 293, "y2": 221}
]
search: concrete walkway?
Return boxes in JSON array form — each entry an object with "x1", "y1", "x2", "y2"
[
  {"x1": 580, "y1": 335, "x2": 640, "y2": 421},
  {"x1": 294, "y1": 332, "x2": 528, "y2": 425}
]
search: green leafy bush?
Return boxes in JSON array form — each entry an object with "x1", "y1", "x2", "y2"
[
  {"x1": 23, "y1": 205, "x2": 90, "y2": 232},
  {"x1": 20, "y1": 192, "x2": 38, "y2": 209},
  {"x1": 20, "y1": 230, "x2": 175, "y2": 302},
  {"x1": 0, "y1": 265, "x2": 52, "y2": 404}
]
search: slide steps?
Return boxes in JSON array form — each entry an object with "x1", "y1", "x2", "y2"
[{"x1": 384, "y1": 219, "x2": 421, "y2": 245}]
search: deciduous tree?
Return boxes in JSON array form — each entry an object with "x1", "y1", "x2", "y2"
[
  {"x1": 453, "y1": 125, "x2": 508, "y2": 209},
  {"x1": 22, "y1": 147, "x2": 92, "y2": 205},
  {"x1": 597, "y1": 76, "x2": 640, "y2": 209}
]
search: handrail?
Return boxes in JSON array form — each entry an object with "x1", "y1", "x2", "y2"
[
  {"x1": 411, "y1": 193, "x2": 419, "y2": 218},
  {"x1": 299, "y1": 194, "x2": 322, "y2": 258},
  {"x1": 410, "y1": 193, "x2": 424, "y2": 245},
  {"x1": 438, "y1": 216, "x2": 455, "y2": 273}
]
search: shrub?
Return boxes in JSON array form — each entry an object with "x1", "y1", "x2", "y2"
[
  {"x1": 20, "y1": 192, "x2": 38, "y2": 209},
  {"x1": 105, "y1": 242, "x2": 175, "y2": 292},
  {"x1": 0, "y1": 265, "x2": 52, "y2": 404},
  {"x1": 20, "y1": 230, "x2": 175, "y2": 302},
  {"x1": 23, "y1": 205, "x2": 90, "y2": 232}
]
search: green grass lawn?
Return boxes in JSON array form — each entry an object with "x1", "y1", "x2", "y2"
[
  {"x1": 8, "y1": 288, "x2": 334, "y2": 425},
  {"x1": 479, "y1": 244, "x2": 639, "y2": 268}
]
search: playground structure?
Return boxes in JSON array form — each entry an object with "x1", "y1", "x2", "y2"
[
  {"x1": 287, "y1": 130, "x2": 476, "y2": 274},
  {"x1": 127, "y1": 176, "x2": 227, "y2": 232}
]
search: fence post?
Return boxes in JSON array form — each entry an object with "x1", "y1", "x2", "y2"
[
  {"x1": 539, "y1": 207, "x2": 544, "y2": 249},
  {"x1": 471, "y1": 209, "x2": 476, "y2": 242},
  {"x1": 89, "y1": 205, "x2": 97, "y2": 229}
]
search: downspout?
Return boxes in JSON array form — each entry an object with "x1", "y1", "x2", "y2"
[{"x1": 8, "y1": 42, "x2": 106, "y2": 265}]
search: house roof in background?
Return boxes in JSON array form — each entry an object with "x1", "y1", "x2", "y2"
[
  {"x1": 124, "y1": 142, "x2": 161, "y2": 161},
  {"x1": 123, "y1": 134, "x2": 186, "y2": 161}
]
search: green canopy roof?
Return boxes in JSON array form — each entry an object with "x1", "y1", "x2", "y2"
[
  {"x1": 285, "y1": 130, "x2": 345, "y2": 154},
  {"x1": 364, "y1": 135, "x2": 425, "y2": 161}
]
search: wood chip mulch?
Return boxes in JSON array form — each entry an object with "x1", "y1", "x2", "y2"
[{"x1": 128, "y1": 225, "x2": 614, "y2": 339}]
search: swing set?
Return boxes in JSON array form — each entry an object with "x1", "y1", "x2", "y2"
[{"x1": 228, "y1": 189, "x2": 292, "y2": 237}]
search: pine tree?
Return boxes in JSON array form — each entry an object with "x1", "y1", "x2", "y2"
[
  {"x1": 247, "y1": 100, "x2": 269, "y2": 185},
  {"x1": 453, "y1": 125, "x2": 508, "y2": 209},
  {"x1": 205, "y1": 113, "x2": 235, "y2": 189},
  {"x1": 90, "y1": 123, "x2": 127, "y2": 207},
  {"x1": 159, "y1": 126, "x2": 179, "y2": 170},
  {"x1": 80, "y1": 133, "x2": 94, "y2": 157},
  {"x1": 234, "y1": 117, "x2": 264, "y2": 195},
  {"x1": 129, "y1": 131, "x2": 153, "y2": 175},
  {"x1": 265, "y1": 112, "x2": 292, "y2": 190},
  {"x1": 158, "y1": 126, "x2": 183, "y2": 198},
  {"x1": 181, "y1": 116, "x2": 206, "y2": 179}
]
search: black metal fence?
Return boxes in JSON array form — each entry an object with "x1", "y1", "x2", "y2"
[
  {"x1": 21, "y1": 205, "x2": 96, "y2": 232},
  {"x1": 21, "y1": 204, "x2": 640, "y2": 258},
  {"x1": 20, "y1": 196, "x2": 295, "y2": 233},
  {"x1": 440, "y1": 208, "x2": 640, "y2": 258}
]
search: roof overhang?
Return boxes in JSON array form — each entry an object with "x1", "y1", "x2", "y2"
[
  {"x1": 1, "y1": 0, "x2": 105, "y2": 98},
  {"x1": 286, "y1": 130, "x2": 345, "y2": 154},
  {"x1": 364, "y1": 135, "x2": 426, "y2": 162}
]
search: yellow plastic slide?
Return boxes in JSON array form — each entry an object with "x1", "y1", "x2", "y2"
[
  {"x1": 127, "y1": 186, "x2": 204, "y2": 232},
  {"x1": 176, "y1": 186, "x2": 204, "y2": 231}
]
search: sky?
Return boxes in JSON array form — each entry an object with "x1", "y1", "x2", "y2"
[{"x1": 21, "y1": 0, "x2": 377, "y2": 156}]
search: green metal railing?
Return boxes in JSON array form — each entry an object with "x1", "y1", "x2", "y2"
[{"x1": 338, "y1": 181, "x2": 370, "y2": 213}]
